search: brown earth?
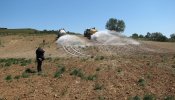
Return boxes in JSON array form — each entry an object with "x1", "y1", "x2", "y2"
[{"x1": 0, "y1": 34, "x2": 175, "y2": 100}]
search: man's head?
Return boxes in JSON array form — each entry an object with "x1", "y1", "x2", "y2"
[{"x1": 36, "y1": 47, "x2": 45, "y2": 53}]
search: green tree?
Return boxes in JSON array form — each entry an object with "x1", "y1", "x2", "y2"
[
  {"x1": 169, "y1": 33, "x2": 175, "y2": 42},
  {"x1": 145, "y1": 32, "x2": 151, "y2": 39},
  {"x1": 105, "y1": 18, "x2": 125, "y2": 33},
  {"x1": 150, "y1": 32, "x2": 167, "y2": 42},
  {"x1": 131, "y1": 33, "x2": 139, "y2": 39},
  {"x1": 170, "y1": 33, "x2": 175, "y2": 39},
  {"x1": 139, "y1": 34, "x2": 144, "y2": 38}
]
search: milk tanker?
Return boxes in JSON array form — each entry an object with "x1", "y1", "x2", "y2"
[{"x1": 57, "y1": 28, "x2": 67, "y2": 39}]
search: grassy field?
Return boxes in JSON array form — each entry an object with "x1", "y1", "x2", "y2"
[
  {"x1": 0, "y1": 33, "x2": 175, "y2": 100},
  {"x1": 0, "y1": 28, "x2": 36, "y2": 35}
]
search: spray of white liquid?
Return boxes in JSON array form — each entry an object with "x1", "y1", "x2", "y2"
[
  {"x1": 56, "y1": 35, "x2": 91, "y2": 56},
  {"x1": 91, "y1": 30, "x2": 140, "y2": 45},
  {"x1": 56, "y1": 35, "x2": 89, "y2": 47},
  {"x1": 56, "y1": 30, "x2": 139, "y2": 46},
  {"x1": 56, "y1": 30, "x2": 140, "y2": 57}
]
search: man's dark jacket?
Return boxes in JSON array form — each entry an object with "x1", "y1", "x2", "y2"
[{"x1": 36, "y1": 47, "x2": 45, "y2": 61}]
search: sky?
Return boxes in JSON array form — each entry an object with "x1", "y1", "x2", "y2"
[{"x1": 0, "y1": 0, "x2": 175, "y2": 37}]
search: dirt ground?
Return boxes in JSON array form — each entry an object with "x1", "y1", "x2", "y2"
[{"x1": 0, "y1": 34, "x2": 175, "y2": 100}]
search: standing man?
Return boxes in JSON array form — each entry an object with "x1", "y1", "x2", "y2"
[{"x1": 36, "y1": 47, "x2": 45, "y2": 72}]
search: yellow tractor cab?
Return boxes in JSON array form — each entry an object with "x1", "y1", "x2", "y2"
[{"x1": 84, "y1": 27, "x2": 98, "y2": 39}]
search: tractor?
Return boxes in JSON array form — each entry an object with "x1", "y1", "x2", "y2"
[{"x1": 84, "y1": 27, "x2": 97, "y2": 39}]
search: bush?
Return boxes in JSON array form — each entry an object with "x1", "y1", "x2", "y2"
[
  {"x1": 20, "y1": 63, "x2": 27, "y2": 66},
  {"x1": 143, "y1": 94, "x2": 156, "y2": 100},
  {"x1": 94, "y1": 83, "x2": 103, "y2": 90},
  {"x1": 95, "y1": 56, "x2": 105, "y2": 61},
  {"x1": 70, "y1": 68, "x2": 84, "y2": 79},
  {"x1": 164, "y1": 96, "x2": 175, "y2": 100},
  {"x1": 96, "y1": 67, "x2": 101, "y2": 71},
  {"x1": 5, "y1": 62, "x2": 11, "y2": 67},
  {"x1": 0, "y1": 58, "x2": 32, "y2": 67},
  {"x1": 14, "y1": 75, "x2": 20, "y2": 80},
  {"x1": 133, "y1": 95, "x2": 141, "y2": 100},
  {"x1": 25, "y1": 68, "x2": 36, "y2": 73},
  {"x1": 20, "y1": 59, "x2": 32, "y2": 66},
  {"x1": 5, "y1": 75, "x2": 12, "y2": 81},
  {"x1": 54, "y1": 66, "x2": 65, "y2": 78},
  {"x1": 87, "y1": 74, "x2": 97, "y2": 81},
  {"x1": 22, "y1": 72, "x2": 30, "y2": 78},
  {"x1": 54, "y1": 71, "x2": 62, "y2": 78},
  {"x1": 98, "y1": 96, "x2": 105, "y2": 100},
  {"x1": 138, "y1": 78, "x2": 146, "y2": 86}
]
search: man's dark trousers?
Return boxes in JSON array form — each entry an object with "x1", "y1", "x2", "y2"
[{"x1": 37, "y1": 60, "x2": 42, "y2": 72}]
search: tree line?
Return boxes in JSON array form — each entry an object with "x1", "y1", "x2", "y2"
[
  {"x1": 34, "y1": 30, "x2": 81, "y2": 35},
  {"x1": 105, "y1": 18, "x2": 175, "y2": 42},
  {"x1": 0, "y1": 28, "x2": 81, "y2": 36},
  {"x1": 131, "y1": 32, "x2": 175, "y2": 42}
]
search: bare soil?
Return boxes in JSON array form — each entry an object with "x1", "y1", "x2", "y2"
[{"x1": 0, "y1": 34, "x2": 175, "y2": 100}]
